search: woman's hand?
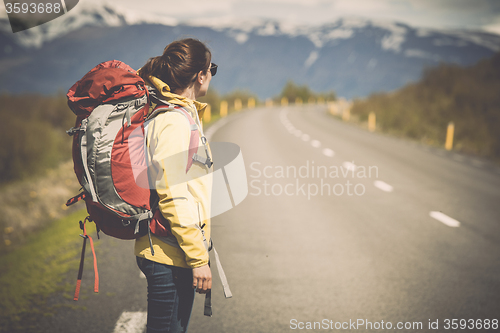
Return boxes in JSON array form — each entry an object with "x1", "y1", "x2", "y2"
[{"x1": 192, "y1": 264, "x2": 212, "y2": 294}]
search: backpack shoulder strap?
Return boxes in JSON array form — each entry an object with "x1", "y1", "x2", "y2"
[{"x1": 148, "y1": 102, "x2": 212, "y2": 172}]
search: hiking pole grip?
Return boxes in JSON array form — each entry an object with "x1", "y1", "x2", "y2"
[{"x1": 74, "y1": 280, "x2": 82, "y2": 301}]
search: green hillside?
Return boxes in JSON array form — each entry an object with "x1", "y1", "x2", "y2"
[
  {"x1": 351, "y1": 52, "x2": 500, "y2": 162},
  {"x1": 0, "y1": 93, "x2": 73, "y2": 185}
]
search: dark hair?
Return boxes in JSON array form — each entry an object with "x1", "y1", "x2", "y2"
[{"x1": 139, "y1": 38, "x2": 211, "y2": 92}]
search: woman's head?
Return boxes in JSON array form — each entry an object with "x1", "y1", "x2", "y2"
[{"x1": 139, "y1": 38, "x2": 212, "y2": 96}]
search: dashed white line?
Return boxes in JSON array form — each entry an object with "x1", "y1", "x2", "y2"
[
  {"x1": 281, "y1": 109, "x2": 467, "y2": 232},
  {"x1": 429, "y1": 211, "x2": 460, "y2": 227},
  {"x1": 280, "y1": 109, "x2": 328, "y2": 153},
  {"x1": 322, "y1": 148, "x2": 335, "y2": 157},
  {"x1": 374, "y1": 180, "x2": 394, "y2": 192},
  {"x1": 113, "y1": 311, "x2": 147, "y2": 333},
  {"x1": 342, "y1": 161, "x2": 356, "y2": 171}
]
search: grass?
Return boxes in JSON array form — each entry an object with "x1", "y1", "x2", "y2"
[
  {"x1": 0, "y1": 160, "x2": 82, "y2": 255},
  {"x1": 0, "y1": 111, "x2": 230, "y2": 332},
  {"x1": 0, "y1": 208, "x2": 90, "y2": 332}
]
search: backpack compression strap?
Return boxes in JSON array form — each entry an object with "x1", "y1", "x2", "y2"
[{"x1": 198, "y1": 224, "x2": 232, "y2": 316}]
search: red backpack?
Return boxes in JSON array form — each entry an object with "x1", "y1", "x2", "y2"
[{"x1": 65, "y1": 60, "x2": 202, "y2": 300}]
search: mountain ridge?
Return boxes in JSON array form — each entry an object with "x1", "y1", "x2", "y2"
[{"x1": 1, "y1": 4, "x2": 499, "y2": 99}]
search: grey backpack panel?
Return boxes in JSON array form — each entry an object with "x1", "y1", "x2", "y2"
[{"x1": 83, "y1": 94, "x2": 149, "y2": 216}]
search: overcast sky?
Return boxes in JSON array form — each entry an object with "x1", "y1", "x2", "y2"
[{"x1": 2, "y1": 0, "x2": 500, "y2": 34}]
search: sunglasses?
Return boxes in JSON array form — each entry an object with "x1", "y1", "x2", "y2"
[{"x1": 210, "y1": 63, "x2": 218, "y2": 76}]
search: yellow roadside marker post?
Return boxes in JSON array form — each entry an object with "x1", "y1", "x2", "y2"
[
  {"x1": 234, "y1": 98, "x2": 242, "y2": 111},
  {"x1": 220, "y1": 100, "x2": 228, "y2": 118},
  {"x1": 368, "y1": 112, "x2": 376, "y2": 132},
  {"x1": 248, "y1": 97, "x2": 256, "y2": 109},
  {"x1": 445, "y1": 122, "x2": 454, "y2": 150},
  {"x1": 342, "y1": 106, "x2": 350, "y2": 121},
  {"x1": 328, "y1": 102, "x2": 337, "y2": 115}
]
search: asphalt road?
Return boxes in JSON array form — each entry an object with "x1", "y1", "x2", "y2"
[{"x1": 37, "y1": 105, "x2": 500, "y2": 333}]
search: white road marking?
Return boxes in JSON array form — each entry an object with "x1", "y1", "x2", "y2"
[
  {"x1": 342, "y1": 161, "x2": 356, "y2": 171},
  {"x1": 113, "y1": 311, "x2": 147, "y2": 333},
  {"x1": 61, "y1": 0, "x2": 68, "y2": 13},
  {"x1": 279, "y1": 109, "x2": 291, "y2": 127},
  {"x1": 278, "y1": 108, "x2": 333, "y2": 162},
  {"x1": 322, "y1": 148, "x2": 335, "y2": 157},
  {"x1": 374, "y1": 180, "x2": 393, "y2": 192},
  {"x1": 429, "y1": 211, "x2": 461, "y2": 227},
  {"x1": 139, "y1": 271, "x2": 146, "y2": 279}
]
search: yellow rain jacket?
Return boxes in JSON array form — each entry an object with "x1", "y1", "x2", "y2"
[{"x1": 135, "y1": 75, "x2": 212, "y2": 269}]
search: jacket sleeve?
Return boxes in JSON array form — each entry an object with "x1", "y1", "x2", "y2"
[{"x1": 148, "y1": 111, "x2": 208, "y2": 268}]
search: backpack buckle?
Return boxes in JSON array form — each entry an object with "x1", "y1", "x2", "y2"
[{"x1": 66, "y1": 126, "x2": 80, "y2": 136}]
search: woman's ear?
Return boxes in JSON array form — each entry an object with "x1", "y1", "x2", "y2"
[{"x1": 197, "y1": 70, "x2": 206, "y2": 85}]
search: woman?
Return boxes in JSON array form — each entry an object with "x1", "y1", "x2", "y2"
[{"x1": 135, "y1": 38, "x2": 217, "y2": 333}]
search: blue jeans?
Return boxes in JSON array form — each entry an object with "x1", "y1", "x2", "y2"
[{"x1": 137, "y1": 257, "x2": 195, "y2": 333}]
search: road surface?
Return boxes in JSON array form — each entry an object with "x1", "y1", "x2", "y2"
[{"x1": 36, "y1": 105, "x2": 500, "y2": 332}]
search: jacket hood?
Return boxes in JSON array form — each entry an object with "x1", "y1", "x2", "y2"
[{"x1": 145, "y1": 75, "x2": 208, "y2": 119}]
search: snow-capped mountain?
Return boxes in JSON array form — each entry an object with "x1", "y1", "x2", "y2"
[
  {"x1": 0, "y1": 3, "x2": 178, "y2": 48},
  {"x1": 1, "y1": 4, "x2": 499, "y2": 99}
]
